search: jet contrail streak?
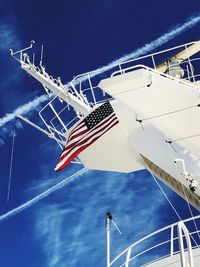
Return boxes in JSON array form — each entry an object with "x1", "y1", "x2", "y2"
[
  {"x1": 0, "y1": 168, "x2": 87, "y2": 222},
  {"x1": 75, "y1": 15, "x2": 200, "y2": 83},
  {"x1": 0, "y1": 94, "x2": 48, "y2": 128}
]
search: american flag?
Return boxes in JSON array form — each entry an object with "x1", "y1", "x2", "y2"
[{"x1": 55, "y1": 101, "x2": 119, "y2": 171}]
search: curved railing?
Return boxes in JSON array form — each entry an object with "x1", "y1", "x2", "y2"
[{"x1": 110, "y1": 215, "x2": 200, "y2": 267}]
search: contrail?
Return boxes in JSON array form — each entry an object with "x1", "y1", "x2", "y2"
[
  {"x1": 0, "y1": 94, "x2": 48, "y2": 128},
  {"x1": 0, "y1": 168, "x2": 87, "y2": 222},
  {"x1": 75, "y1": 15, "x2": 200, "y2": 83}
]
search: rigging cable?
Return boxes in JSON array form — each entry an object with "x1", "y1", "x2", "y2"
[
  {"x1": 167, "y1": 142, "x2": 200, "y2": 241},
  {"x1": 7, "y1": 130, "x2": 16, "y2": 202},
  {"x1": 160, "y1": 117, "x2": 200, "y2": 245},
  {"x1": 140, "y1": 155, "x2": 182, "y2": 221},
  {"x1": 140, "y1": 154, "x2": 199, "y2": 248}
]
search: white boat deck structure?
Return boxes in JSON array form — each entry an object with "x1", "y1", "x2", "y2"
[
  {"x1": 106, "y1": 215, "x2": 200, "y2": 267},
  {"x1": 10, "y1": 40, "x2": 200, "y2": 210}
]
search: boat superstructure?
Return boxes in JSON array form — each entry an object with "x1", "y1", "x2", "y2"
[
  {"x1": 106, "y1": 214, "x2": 200, "y2": 267},
  {"x1": 10, "y1": 40, "x2": 200, "y2": 211}
]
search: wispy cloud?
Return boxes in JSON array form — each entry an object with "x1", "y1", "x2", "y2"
[
  {"x1": 0, "y1": 168, "x2": 87, "y2": 222},
  {"x1": 0, "y1": 16, "x2": 23, "y2": 88},
  {"x1": 0, "y1": 11, "x2": 22, "y2": 51},
  {"x1": 33, "y1": 170, "x2": 176, "y2": 267},
  {"x1": 35, "y1": 203, "x2": 73, "y2": 267},
  {"x1": 0, "y1": 22, "x2": 21, "y2": 51}
]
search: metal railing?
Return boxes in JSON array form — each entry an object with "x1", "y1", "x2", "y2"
[{"x1": 109, "y1": 215, "x2": 200, "y2": 267}]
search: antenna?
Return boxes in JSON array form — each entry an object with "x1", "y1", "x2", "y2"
[
  {"x1": 9, "y1": 40, "x2": 35, "y2": 62},
  {"x1": 9, "y1": 41, "x2": 91, "y2": 115},
  {"x1": 40, "y1": 44, "x2": 44, "y2": 66},
  {"x1": 174, "y1": 158, "x2": 187, "y2": 176},
  {"x1": 111, "y1": 219, "x2": 122, "y2": 235},
  {"x1": 32, "y1": 52, "x2": 35, "y2": 65}
]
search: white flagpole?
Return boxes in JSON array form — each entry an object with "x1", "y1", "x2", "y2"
[
  {"x1": 106, "y1": 212, "x2": 111, "y2": 267},
  {"x1": 106, "y1": 212, "x2": 122, "y2": 267}
]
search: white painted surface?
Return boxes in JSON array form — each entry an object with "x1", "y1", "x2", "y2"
[
  {"x1": 98, "y1": 68, "x2": 200, "y2": 197},
  {"x1": 145, "y1": 248, "x2": 200, "y2": 267}
]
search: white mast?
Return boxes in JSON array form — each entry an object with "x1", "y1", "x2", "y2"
[
  {"x1": 106, "y1": 212, "x2": 111, "y2": 267},
  {"x1": 106, "y1": 212, "x2": 122, "y2": 267},
  {"x1": 9, "y1": 41, "x2": 91, "y2": 116}
]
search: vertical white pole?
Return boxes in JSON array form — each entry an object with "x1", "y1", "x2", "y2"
[
  {"x1": 170, "y1": 225, "x2": 174, "y2": 256},
  {"x1": 40, "y1": 44, "x2": 44, "y2": 66},
  {"x1": 106, "y1": 216, "x2": 110, "y2": 267},
  {"x1": 106, "y1": 212, "x2": 121, "y2": 267},
  {"x1": 177, "y1": 221, "x2": 194, "y2": 267},
  {"x1": 125, "y1": 247, "x2": 131, "y2": 267}
]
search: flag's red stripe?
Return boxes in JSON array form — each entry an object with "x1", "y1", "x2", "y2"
[{"x1": 55, "y1": 120, "x2": 119, "y2": 171}]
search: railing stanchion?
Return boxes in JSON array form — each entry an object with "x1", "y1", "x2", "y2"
[
  {"x1": 125, "y1": 247, "x2": 131, "y2": 267},
  {"x1": 170, "y1": 225, "x2": 174, "y2": 256}
]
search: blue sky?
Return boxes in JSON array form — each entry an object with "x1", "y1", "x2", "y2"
[{"x1": 0, "y1": 1, "x2": 200, "y2": 266}]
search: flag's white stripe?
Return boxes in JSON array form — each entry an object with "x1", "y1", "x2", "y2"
[
  {"x1": 61, "y1": 113, "x2": 116, "y2": 158},
  {"x1": 55, "y1": 117, "x2": 118, "y2": 170}
]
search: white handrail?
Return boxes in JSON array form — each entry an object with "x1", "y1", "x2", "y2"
[
  {"x1": 110, "y1": 64, "x2": 200, "y2": 92},
  {"x1": 69, "y1": 41, "x2": 198, "y2": 83},
  {"x1": 178, "y1": 221, "x2": 194, "y2": 267},
  {"x1": 110, "y1": 215, "x2": 200, "y2": 266}
]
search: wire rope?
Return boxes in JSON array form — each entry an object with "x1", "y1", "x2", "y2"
[
  {"x1": 140, "y1": 155, "x2": 199, "y2": 248},
  {"x1": 167, "y1": 142, "x2": 200, "y2": 242},
  {"x1": 7, "y1": 130, "x2": 16, "y2": 202},
  {"x1": 140, "y1": 155, "x2": 182, "y2": 221}
]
